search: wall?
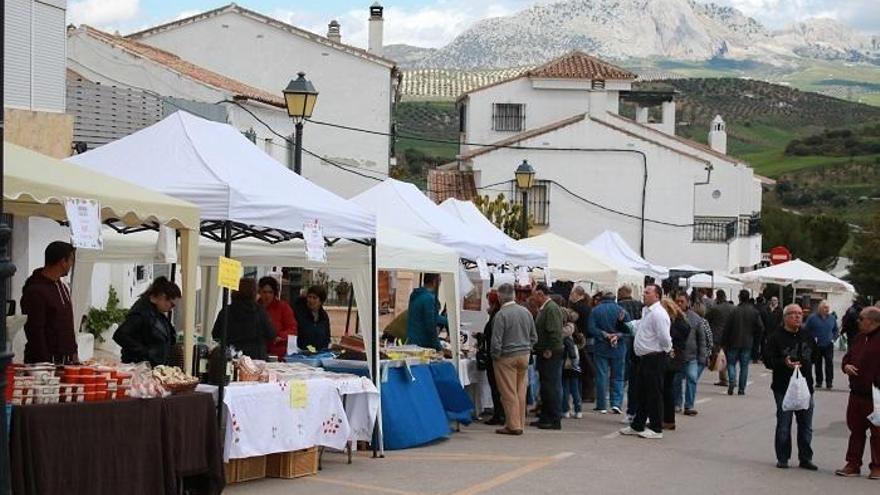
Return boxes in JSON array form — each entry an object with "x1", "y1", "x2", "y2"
[
  {"x1": 466, "y1": 117, "x2": 744, "y2": 270},
  {"x1": 131, "y1": 11, "x2": 392, "y2": 197},
  {"x1": 5, "y1": 108, "x2": 73, "y2": 158}
]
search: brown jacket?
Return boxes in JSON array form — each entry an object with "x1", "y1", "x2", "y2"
[{"x1": 20, "y1": 269, "x2": 77, "y2": 363}]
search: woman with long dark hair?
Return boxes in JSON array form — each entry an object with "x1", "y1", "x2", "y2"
[
  {"x1": 213, "y1": 278, "x2": 276, "y2": 360},
  {"x1": 114, "y1": 276, "x2": 181, "y2": 366}
]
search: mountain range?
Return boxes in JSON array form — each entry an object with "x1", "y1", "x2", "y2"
[{"x1": 384, "y1": 0, "x2": 880, "y2": 69}]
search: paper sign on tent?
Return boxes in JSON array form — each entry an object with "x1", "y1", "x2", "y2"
[
  {"x1": 218, "y1": 256, "x2": 243, "y2": 290},
  {"x1": 303, "y1": 220, "x2": 326, "y2": 263},
  {"x1": 476, "y1": 258, "x2": 490, "y2": 280},
  {"x1": 290, "y1": 380, "x2": 308, "y2": 409},
  {"x1": 63, "y1": 197, "x2": 103, "y2": 250}
]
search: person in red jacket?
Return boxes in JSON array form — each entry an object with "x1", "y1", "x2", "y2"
[
  {"x1": 835, "y1": 306, "x2": 880, "y2": 480},
  {"x1": 20, "y1": 241, "x2": 77, "y2": 363},
  {"x1": 258, "y1": 276, "x2": 297, "y2": 360}
]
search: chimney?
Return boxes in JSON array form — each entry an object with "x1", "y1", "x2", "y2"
[
  {"x1": 708, "y1": 115, "x2": 727, "y2": 154},
  {"x1": 660, "y1": 100, "x2": 676, "y2": 135},
  {"x1": 368, "y1": 2, "x2": 384, "y2": 56},
  {"x1": 588, "y1": 90, "x2": 607, "y2": 118},
  {"x1": 327, "y1": 20, "x2": 341, "y2": 43}
]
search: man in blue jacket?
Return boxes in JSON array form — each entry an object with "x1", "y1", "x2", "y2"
[
  {"x1": 588, "y1": 291, "x2": 631, "y2": 414},
  {"x1": 804, "y1": 300, "x2": 838, "y2": 389},
  {"x1": 406, "y1": 273, "x2": 448, "y2": 351}
]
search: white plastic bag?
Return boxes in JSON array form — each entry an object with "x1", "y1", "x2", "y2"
[
  {"x1": 782, "y1": 367, "x2": 811, "y2": 411},
  {"x1": 869, "y1": 385, "x2": 880, "y2": 427}
]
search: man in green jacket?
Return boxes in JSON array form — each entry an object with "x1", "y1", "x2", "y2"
[
  {"x1": 406, "y1": 273, "x2": 448, "y2": 351},
  {"x1": 531, "y1": 283, "x2": 565, "y2": 430}
]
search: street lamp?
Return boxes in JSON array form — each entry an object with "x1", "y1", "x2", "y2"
[
  {"x1": 514, "y1": 159, "x2": 535, "y2": 239},
  {"x1": 282, "y1": 72, "x2": 319, "y2": 175}
]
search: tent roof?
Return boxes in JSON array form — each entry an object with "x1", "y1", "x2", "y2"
[
  {"x1": 78, "y1": 225, "x2": 460, "y2": 275},
  {"x1": 352, "y1": 179, "x2": 507, "y2": 262},
  {"x1": 516, "y1": 232, "x2": 619, "y2": 287},
  {"x1": 67, "y1": 111, "x2": 375, "y2": 239},
  {"x1": 735, "y1": 259, "x2": 855, "y2": 293},
  {"x1": 586, "y1": 230, "x2": 668, "y2": 279},
  {"x1": 4, "y1": 142, "x2": 199, "y2": 230},
  {"x1": 439, "y1": 198, "x2": 547, "y2": 267}
]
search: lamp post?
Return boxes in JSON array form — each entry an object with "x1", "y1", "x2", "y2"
[
  {"x1": 514, "y1": 159, "x2": 536, "y2": 239},
  {"x1": 282, "y1": 72, "x2": 319, "y2": 175}
]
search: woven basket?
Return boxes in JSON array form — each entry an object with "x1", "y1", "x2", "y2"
[{"x1": 163, "y1": 379, "x2": 199, "y2": 394}]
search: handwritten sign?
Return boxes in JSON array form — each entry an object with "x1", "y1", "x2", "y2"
[
  {"x1": 290, "y1": 380, "x2": 308, "y2": 409},
  {"x1": 516, "y1": 267, "x2": 531, "y2": 287},
  {"x1": 303, "y1": 220, "x2": 326, "y2": 263},
  {"x1": 64, "y1": 198, "x2": 103, "y2": 250},
  {"x1": 217, "y1": 256, "x2": 242, "y2": 290},
  {"x1": 476, "y1": 258, "x2": 490, "y2": 280}
]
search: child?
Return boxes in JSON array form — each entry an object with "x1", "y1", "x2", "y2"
[{"x1": 561, "y1": 311, "x2": 583, "y2": 418}]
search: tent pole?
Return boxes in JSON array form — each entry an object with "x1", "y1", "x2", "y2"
[
  {"x1": 369, "y1": 239, "x2": 383, "y2": 457},
  {"x1": 217, "y1": 221, "x2": 232, "y2": 425},
  {"x1": 345, "y1": 288, "x2": 354, "y2": 335}
]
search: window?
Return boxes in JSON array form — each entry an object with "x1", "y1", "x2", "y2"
[
  {"x1": 737, "y1": 214, "x2": 761, "y2": 237},
  {"x1": 693, "y1": 217, "x2": 737, "y2": 243},
  {"x1": 512, "y1": 180, "x2": 550, "y2": 226},
  {"x1": 492, "y1": 103, "x2": 525, "y2": 132}
]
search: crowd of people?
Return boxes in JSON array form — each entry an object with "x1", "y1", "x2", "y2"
[
  {"x1": 477, "y1": 280, "x2": 880, "y2": 479},
  {"x1": 15, "y1": 241, "x2": 880, "y2": 478}
]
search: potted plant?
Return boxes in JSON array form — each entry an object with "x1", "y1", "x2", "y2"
[{"x1": 85, "y1": 287, "x2": 128, "y2": 344}]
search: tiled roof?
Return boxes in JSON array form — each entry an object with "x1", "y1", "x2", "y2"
[
  {"x1": 427, "y1": 170, "x2": 477, "y2": 203},
  {"x1": 458, "y1": 114, "x2": 587, "y2": 160},
  {"x1": 81, "y1": 26, "x2": 286, "y2": 109},
  {"x1": 459, "y1": 51, "x2": 636, "y2": 98},
  {"x1": 126, "y1": 3, "x2": 396, "y2": 69},
  {"x1": 526, "y1": 51, "x2": 637, "y2": 80}
]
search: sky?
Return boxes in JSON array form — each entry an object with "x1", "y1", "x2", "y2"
[{"x1": 68, "y1": 0, "x2": 879, "y2": 49}]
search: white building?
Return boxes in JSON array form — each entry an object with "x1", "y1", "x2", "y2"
[
  {"x1": 122, "y1": 3, "x2": 399, "y2": 198},
  {"x1": 455, "y1": 51, "x2": 766, "y2": 273}
]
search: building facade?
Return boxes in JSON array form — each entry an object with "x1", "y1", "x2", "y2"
[
  {"x1": 124, "y1": 3, "x2": 399, "y2": 198},
  {"x1": 456, "y1": 52, "x2": 764, "y2": 273}
]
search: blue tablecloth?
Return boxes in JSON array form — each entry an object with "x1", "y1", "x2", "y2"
[{"x1": 322, "y1": 360, "x2": 474, "y2": 450}]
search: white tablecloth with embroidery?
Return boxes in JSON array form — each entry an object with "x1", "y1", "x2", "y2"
[{"x1": 210, "y1": 380, "x2": 351, "y2": 462}]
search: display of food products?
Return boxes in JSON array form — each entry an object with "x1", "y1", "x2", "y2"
[{"x1": 11, "y1": 363, "x2": 135, "y2": 404}]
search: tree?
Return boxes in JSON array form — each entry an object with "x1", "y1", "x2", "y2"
[
  {"x1": 474, "y1": 193, "x2": 532, "y2": 240},
  {"x1": 761, "y1": 207, "x2": 849, "y2": 269},
  {"x1": 847, "y1": 211, "x2": 880, "y2": 299}
]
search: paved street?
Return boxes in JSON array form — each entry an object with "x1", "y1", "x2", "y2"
[{"x1": 229, "y1": 356, "x2": 877, "y2": 495}]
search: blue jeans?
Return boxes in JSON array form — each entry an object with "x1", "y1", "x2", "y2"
[
  {"x1": 673, "y1": 360, "x2": 704, "y2": 410},
  {"x1": 562, "y1": 375, "x2": 582, "y2": 414},
  {"x1": 527, "y1": 363, "x2": 539, "y2": 406},
  {"x1": 594, "y1": 353, "x2": 624, "y2": 411},
  {"x1": 773, "y1": 390, "x2": 814, "y2": 463},
  {"x1": 726, "y1": 347, "x2": 752, "y2": 392}
]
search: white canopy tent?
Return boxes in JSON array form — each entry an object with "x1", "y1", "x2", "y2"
[
  {"x1": 735, "y1": 259, "x2": 855, "y2": 295},
  {"x1": 586, "y1": 230, "x2": 668, "y2": 279},
  {"x1": 352, "y1": 179, "x2": 508, "y2": 264},
  {"x1": 66, "y1": 111, "x2": 380, "y2": 428},
  {"x1": 439, "y1": 198, "x2": 548, "y2": 268},
  {"x1": 516, "y1": 233, "x2": 639, "y2": 289},
  {"x1": 669, "y1": 264, "x2": 743, "y2": 294}
]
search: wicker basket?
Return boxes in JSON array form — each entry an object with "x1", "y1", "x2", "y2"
[
  {"x1": 225, "y1": 455, "x2": 267, "y2": 484},
  {"x1": 266, "y1": 447, "x2": 319, "y2": 479},
  {"x1": 236, "y1": 365, "x2": 263, "y2": 382},
  {"x1": 163, "y1": 379, "x2": 199, "y2": 394}
]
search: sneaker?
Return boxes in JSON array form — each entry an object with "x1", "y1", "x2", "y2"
[
  {"x1": 563, "y1": 412, "x2": 572, "y2": 419},
  {"x1": 683, "y1": 409, "x2": 698, "y2": 416},
  {"x1": 619, "y1": 426, "x2": 639, "y2": 436},
  {"x1": 776, "y1": 461, "x2": 789, "y2": 469},
  {"x1": 737, "y1": 390, "x2": 745, "y2": 396},
  {"x1": 826, "y1": 384, "x2": 833, "y2": 390},
  {"x1": 611, "y1": 406, "x2": 622, "y2": 414},
  {"x1": 638, "y1": 429, "x2": 663, "y2": 439},
  {"x1": 595, "y1": 409, "x2": 608, "y2": 414},
  {"x1": 834, "y1": 465, "x2": 860, "y2": 477},
  {"x1": 574, "y1": 412, "x2": 584, "y2": 419},
  {"x1": 799, "y1": 461, "x2": 818, "y2": 471},
  {"x1": 621, "y1": 414, "x2": 634, "y2": 424}
]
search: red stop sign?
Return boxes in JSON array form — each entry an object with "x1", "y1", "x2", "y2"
[{"x1": 769, "y1": 246, "x2": 792, "y2": 265}]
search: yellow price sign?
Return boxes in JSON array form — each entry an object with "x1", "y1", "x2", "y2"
[
  {"x1": 217, "y1": 256, "x2": 242, "y2": 290},
  {"x1": 290, "y1": 380, "x2": 308, "y2": 409}
]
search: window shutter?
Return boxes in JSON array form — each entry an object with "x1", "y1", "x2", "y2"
[
  {"x1": 31, "y1": 1, "x2": 66, "y2": 111},
  {"x1": 4, "y1": 0, "x2": 32, "y2": 108}
]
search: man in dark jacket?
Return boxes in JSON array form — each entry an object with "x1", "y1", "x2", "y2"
[
  {"x1": 531, "y1": 283, "x2": 564, "y2": 430},
  {"x1": 835, "y1": 306, "x2": 880, "y2": 479},
  {"x1": 20, "y1": 241, "x2": 77, "y2": 363},
  {"x1": 293, "y1": 285, "x2": 332, "y2": 352},
  {"x1": 569, "y1": 286, "x2": 596, "y2": 402},
  {"x1": 706, "y1": 290, "x2": 735, "y2": 387},
  {"x1": 214, "y1": 278, "x2": 275, "y2": 360},
  {"x1": 765, "y1": 296, "x2": 784, "y2": 336},
  {"x1": 405, "y1": 273, "x2": 448, "y2": 351},
  {"x1": 722, "y1": 289, "x2": 765, "y2": 395},
  {"x1": 840, "y1": 298, "x2": 864, "y2": 351},
  {"x1": 764, "y1": 304, "x2": 819, "y2": 471}
]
